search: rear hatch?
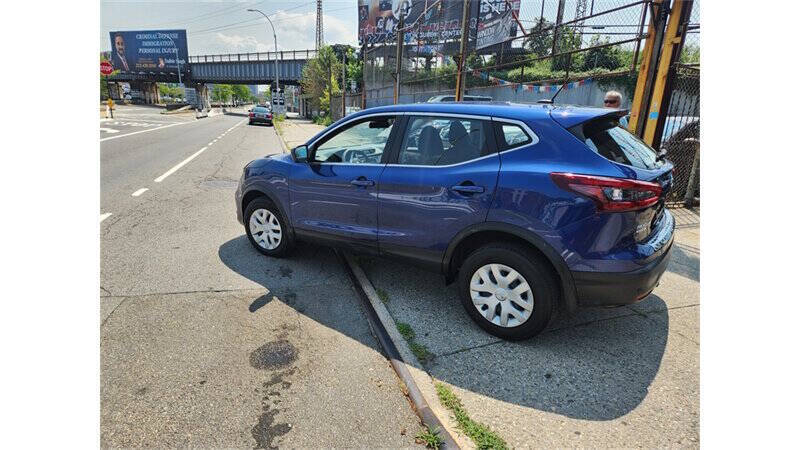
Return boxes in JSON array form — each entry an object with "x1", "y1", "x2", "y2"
[{"x1": 556, "y1": 109, "x2": 673, "y2": 242}]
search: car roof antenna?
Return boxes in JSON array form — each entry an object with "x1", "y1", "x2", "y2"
[{"x1": 537, "y1": 80, "x2": 568, "y2": 104}]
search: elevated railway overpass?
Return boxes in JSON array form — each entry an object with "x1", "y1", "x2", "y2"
[{"x1": 106, "y1": 49, "x2": 316, "y2": 106}]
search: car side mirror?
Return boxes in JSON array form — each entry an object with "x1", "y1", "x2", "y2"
[{"x1": 292, "y1": 145, "x2": 308, "y2": 163}]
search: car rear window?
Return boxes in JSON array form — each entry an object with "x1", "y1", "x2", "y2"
[
  {"x1": 569, "y1": 117, "x2": 660, "y2": 170},
  {"x1": 253, "y1": 107, "x2": 269, "y2": 113}
]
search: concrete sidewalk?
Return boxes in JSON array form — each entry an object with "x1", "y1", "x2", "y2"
[{"x1": 274, "y1": 117, "x2": 324, "y2": 150}]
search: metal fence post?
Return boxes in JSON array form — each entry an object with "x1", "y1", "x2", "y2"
[
  {"x1": 394, "y1": 14, "x2": 404, "y2": 104},
  {"x1": 454, "y1": 0, "x2": 471, "y2": 101},
  {"x1": 629, "y1": 0, "x2": 669, "y2": 137},
  {"x1": 644, "y1": 0, "x2": 693, "y2": 149},
  {"x1": 683, "y1": 145, "x2": 700, "y2": 207}
]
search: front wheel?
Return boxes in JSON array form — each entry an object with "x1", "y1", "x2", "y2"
[
  {"x1": 244, "y1": 198, "x2": 294, "y2": 257},
  {"x1": 458, "y1": 243, "x2": 557, "y2": 340}
]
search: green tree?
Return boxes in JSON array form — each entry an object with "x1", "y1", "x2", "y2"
[
  {"x1": 211, "y1": 84, "x2": 233, "y2": 104},
  {"x1": 301, "y1": 45, "x2": 342, "y2": 116},
  {"x1": 231, "y1": 84, "x2": 251, "y2": 103},
  {"x1": 551, "y1": 26, "x2": 583, "y2": 71},
  {"x1": 524, "y1": 17, "x2": 554, "y2": 57},
  {"x1": 582, "y1": 35, "x2": 623, "y2": 71},
  {"x1": 680, "y1": 44, "x2": 700, "y2": 64}
]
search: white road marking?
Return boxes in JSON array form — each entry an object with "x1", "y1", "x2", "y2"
[
  {"x1": 154, "y1": 147, "x2": 208, "y2": 183},
  {"x1": 100, "y1": 120, "x2": 195, "y2": 142},
  {"x1": 151, "y1": 119, "x2": 246, "y2": 183},
  {"x1": 131, "y1": 188, "x2": 149, "y2": 197},
  {"x1": 100, "y1": 127, "x2": 120, "y2": 134},
  {"x1": 208, "y1": 142, "x2": 214, "y2": 146},
  {"x1": 100, "y1": 213, "x2": 112, "y2": 223}
]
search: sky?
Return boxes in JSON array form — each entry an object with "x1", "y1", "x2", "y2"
[
  {"x1": 100, "y1": 1, "x2": 694, "y2": 56},
  {"x1": 100, "y1": 0, "x2": 359, "y2": 55}
]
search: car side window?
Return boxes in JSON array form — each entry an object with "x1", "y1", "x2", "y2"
[
  {"x1": 313, "y1": 117, "x2": 395, "y2": 164},
  {"x1": 494, "y1": 122, "x2": 535, "y2": 150},
  {"x1": 396, "y1": 116, "x2": 492, "y2": 166}
]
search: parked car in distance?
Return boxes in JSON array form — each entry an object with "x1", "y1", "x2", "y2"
[
  {"x1": 236, "y1": 102, "x2": 675, "y2": 340},
  {"x1": 248, "y1": 106, "x2": 273, "y2": 126},
  {"x1": 427, "y1": 94, "x2": 493, "y2": 102}
]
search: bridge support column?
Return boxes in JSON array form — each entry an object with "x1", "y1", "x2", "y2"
[{"x1": 195, "y1": 83, "x2": 210, "y2": 110}]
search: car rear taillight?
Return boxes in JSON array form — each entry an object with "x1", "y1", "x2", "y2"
[
  {"x1": 249, "y1": 112, "x2": 255, "y2": 117},
  {"x1": 267, "y1": 113, "x2": 272, "y2": 118},
  {"x1": 550, "y1": 173, "x2": 662, "y2": 212}
]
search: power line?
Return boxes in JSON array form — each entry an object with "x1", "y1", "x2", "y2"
[
  {"x1": 189, "y1": 1, "x2": 315, "y2": 36},
  {"x1": 148, "y1": 1, "x2": 264, "y2": 29}
]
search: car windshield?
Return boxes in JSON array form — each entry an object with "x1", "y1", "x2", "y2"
[{"x1": 570, "y1": 117, "x2": 660, "y2": 170}]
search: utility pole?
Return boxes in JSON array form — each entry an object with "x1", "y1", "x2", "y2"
[
  {"x1": 247, "y1": 9, "x2": 280, "y2": 103},
  {"x1": 316, "y1": 0, "x2": 324, "y2": 50},
  {"x1": 393, "y1": 13, "x2": 404, "y2": 104},
  {"x1": 342, "y1": 50, "x2": 347, "y2": 118},
  {"x1": 454, "y1": 0, "x2": 470, "y2": 102},
  {"x1": 362, "y1": 43, "x2": 367, "y2": 109}
]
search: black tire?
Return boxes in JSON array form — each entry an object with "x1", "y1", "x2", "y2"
[
  {"x1": 458, "y1": 242, "x2": 558, "y2": 340},
  {"x1": 244, "y1": 197, "x2": 294, "y2": 257},
  {"x1": 248, "y1": 120, "x2": 253, "y2": 125}
]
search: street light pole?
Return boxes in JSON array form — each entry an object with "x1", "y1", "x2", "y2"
[
  {"x1": 160, "y1": 32, "x2": 184, "y2": 104},
  {"x1": 248, "y1": 9, "x2": 280, "y2": 100}
]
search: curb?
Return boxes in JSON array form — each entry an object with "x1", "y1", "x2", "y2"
[
  {"x1": 339, "y1": 252, "x2": 470, "y2": 450},
  {"x1": 274, "y1": 121, "x2": 289, "y2": 154}
]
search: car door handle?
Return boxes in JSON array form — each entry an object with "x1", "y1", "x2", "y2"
[
  {"x1": 450, "y1": 184, "x2": 485, "y2": 194},
  {"x1": 350, "y1": 178, "x2": 375, "y2": 187}
]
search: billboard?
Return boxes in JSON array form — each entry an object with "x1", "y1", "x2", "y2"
[
  {"x1": 476, "y1": 0, "x2": 521, "y2": 49},
  {"x1": 108, "y1": 30, "x2": 188, "y2": 73},
  {"x1": 358, "y1": 0, "x2": 478, "y2": 47}
]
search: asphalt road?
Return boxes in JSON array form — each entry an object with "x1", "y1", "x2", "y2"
[{"x1": 100, "y1": 106, "x2": 422, "y2": 448}]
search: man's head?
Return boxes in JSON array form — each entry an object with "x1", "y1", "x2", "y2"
[
  {"x1": 604, "y1": 91, "x2": 622, "y2": 108},
  {"x1": 114, "y1": 35, "x2": 125, "y2": 55}
]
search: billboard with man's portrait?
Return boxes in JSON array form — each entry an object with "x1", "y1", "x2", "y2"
[
  {"x1": 108, "y1": 30, "x2": 188, "y2": 72},
  {"x1": 357, "y1": 0, "x2": 521, "y2": 53}
]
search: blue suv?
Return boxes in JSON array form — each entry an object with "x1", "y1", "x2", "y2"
[{"x1": 236, "y1": 102, "x2": 674, "y2": 340}]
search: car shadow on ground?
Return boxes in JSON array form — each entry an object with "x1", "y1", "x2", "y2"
[
  {"x1": 219, "y1": 235, "x2": 670, "y2": 421},
  {"x1": 218, "y1": 236, "x2": 383, "y2": 350}
]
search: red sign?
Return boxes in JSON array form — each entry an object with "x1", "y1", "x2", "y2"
[{"x1": 100, "y1": 60, "x2": 113, "y2": 75}]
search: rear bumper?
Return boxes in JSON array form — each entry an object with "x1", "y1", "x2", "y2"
[
  {"x1": 249, "y1": 117, "x2": 272, "y2": 124},
  {"x1": 572, "y1": 241, "x2": 673, "y2": 306}
]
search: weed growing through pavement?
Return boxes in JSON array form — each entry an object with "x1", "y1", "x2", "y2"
[
  {"x1": 395, "y1": 322, "x2": 431, "y2": 363},
  {"x1": 415, "y1": 425, "x2": 444, "y2": 449},
  {"x1": 435, "y1": 382, "x2": 508, "y2": 450},
  {"x1": 376, "y1": 288, "x2": 389, "y2": 303}
]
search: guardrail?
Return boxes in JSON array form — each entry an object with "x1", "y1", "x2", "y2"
[{"x1": 188, "y1": 49, "x2": 317, "y2": 64}]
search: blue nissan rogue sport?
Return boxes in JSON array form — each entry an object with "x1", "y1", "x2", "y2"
[{"x1": 236, "y1": 102, "x2": 674, "y2": 340}]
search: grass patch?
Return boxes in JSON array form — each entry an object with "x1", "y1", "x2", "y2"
[
  {"x1": 435, "y1": 383, "x2": 508, "y2": 450},
  {"x1": 396, "y1": 322, "x2": 415, "y2": 341},
  {"x1": 395, "y1": 322, "x2": 432, "y2": 363},
  {"x1": 409, "y1": 341, "x2": 432, "y2": 362},
  {"x1": 415, "y1": 426, "x2": 444, "y2": 449},
  {"x1": 376, "y1": 288, "x2": 389, "y2": 303}
]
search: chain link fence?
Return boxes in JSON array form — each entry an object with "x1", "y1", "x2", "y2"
[
  {"x1": 361, "y1": 0, "x2": 700, "y2": 204},
  {"x1": 662, "y1": 0, "x2": 699, "y2": 205}
]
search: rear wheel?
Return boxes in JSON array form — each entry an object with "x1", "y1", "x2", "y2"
[
  {"x1": 244, "y1": 198, "x2": 294, "y2": 257},
  {"x1": 458, "y1": 243, "x2": 557, "y2": 340}
]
